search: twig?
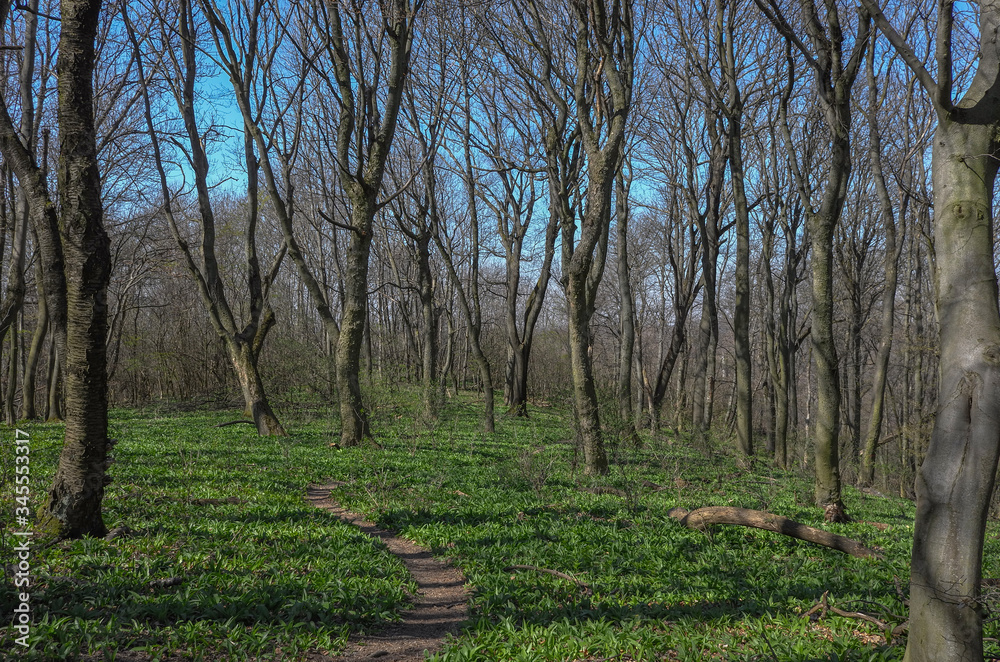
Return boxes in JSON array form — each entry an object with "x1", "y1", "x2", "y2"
[{"x1": 504, "y1": 564, "x2": 593, "y2": 594}]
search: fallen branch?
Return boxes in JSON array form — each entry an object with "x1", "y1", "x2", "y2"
[
  {"x1": 504, "y1": 564, "x2": 592, "y2": 594},
  {"x1": 213, "y1": 420, "x2": 255, "y2": 428},
  {"x1": 804, "y1": 591, "x2": 907, "y2": 642},
  {"x1": 667, "y1": 506, "x2": 881, "y2": 559}
]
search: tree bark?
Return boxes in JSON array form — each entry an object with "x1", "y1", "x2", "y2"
[
  {"x1": 725, "y1": 2, "x2": 752, "y2": 456},
  {"x1": 337, "y1": 214, "x2": 375, "y2": 444},
  {"x1": 615, "y1": 170, "x2": 638, "y2": 442},
  {"x1": 865, "y1": 2, "x2": 1000, "y2": 659},
  {"x1": 904, "y1": 117, "x2": 1000, "y2": 662},
  {"x1": 35, "y1": 0, "x2": 111, "y2": 539}
]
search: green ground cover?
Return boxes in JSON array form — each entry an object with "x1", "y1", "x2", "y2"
[{"x1": 2, "y1": 392, "x2": 998, "y2": 660}]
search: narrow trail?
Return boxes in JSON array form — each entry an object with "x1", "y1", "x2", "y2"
[{"x1": 305, "y1": 483, "x2": 470, "y2": 661}]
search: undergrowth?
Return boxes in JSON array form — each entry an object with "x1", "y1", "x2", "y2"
[{"x1": 0, "y1": 389, "x2": 997, "y2": 660}]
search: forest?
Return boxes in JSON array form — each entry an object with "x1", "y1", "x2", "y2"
[{"x1": 2, "y1": 0, "x2": 1000, "y2": 660}]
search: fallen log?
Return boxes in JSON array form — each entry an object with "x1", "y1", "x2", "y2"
[{"x1": 667, "y1": 506, "x2": 881, "y2": 559}]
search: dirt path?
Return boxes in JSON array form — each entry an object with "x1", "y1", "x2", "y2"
[{"x1": 305, "y1": 483, "x2": 470, "y2": 661}]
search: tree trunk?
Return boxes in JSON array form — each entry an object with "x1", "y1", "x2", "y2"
[
  {"x1": 45, "y1": 330, "x2": 61, "y2": 422},
  {"x1": 902, "y1": 119, "x2": 1000, "y2": 662},
  {"x1": 860, "y1": 38, "x2": 904, "y2": 485},
  {"x1": 227, "y1": 334, "x2": 285, "y2": 437},
  {"x1": 615, "y1": 171, "x2": 638, "y2": 442},
  {"x1": 810, "y1": 198, "x2": 845, "y2": 520},
  {"x1": 6, "y1": 312, "x2": 18, "y2": 423},
  {"x1": 36, "y1": 0, "x2": 111, "y2": 539},
  {"x1": 22, "y1": 240, "x2": 47, "y2": 420},
  {"x1": 416, "y1": 233, "x2": 438, "y2": 421},
  {"x1": 726, "y1": 47, "x2": 752, "y2": 455},
  {"x1": 337, "y1": 214, "x2": 375, "y2": 446},
  {"x1": 566, "y1": 268, "x2": 606, "y2": 475}
]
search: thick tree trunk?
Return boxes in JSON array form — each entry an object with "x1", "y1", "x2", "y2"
[
  {"x1": 902, "y1": 122, "x2": 1000, "y2": 662},
  {"x1": 337, "y1": 215, "x2": 374, "y2": 446},
  {"x1": 810, "y1": 205, "x2": 845, "y2": 520},
  {"x1": 506, "y1": 343, "x2": 529, "y2": 417},
  {"x1": 566, "y1": 270, "x2": 606, "y2": 475},
  {"x1": 36, "y1": 0, "x2": 111, "y2": 539}
]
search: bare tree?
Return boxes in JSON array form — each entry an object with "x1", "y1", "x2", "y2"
[
  {"x1": 754, "y1": 0, "x2": 869, "y2": 521},
  {"x1": 126, "y1": 0, "x2": 287, "y2": 435}
]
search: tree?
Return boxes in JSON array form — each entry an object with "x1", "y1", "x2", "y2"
[
  {"x1": 754, "y1": 0, "x2": 870, "y2": 521},
  {"x1": 859, "y1": 33, "x2": 912, "y2": 485},
  {"x1": 863, "y1": 2, "x2": 1000, "y2": 659},
  {"x1": 0, "y1": 0, "x2": 112, "y2": 538},
  {"x1": 494, "y1": 0, "x2": 635, "y2": 474},
  {"x1": 721, "y1": 0, "x2": 752, "y2": 456},
  {"x1": 269, "y1": 0, "x2": 420, "y2": 446},
  {"x1": 126, "y1": 0, "x2": 288, "y2": 436}
]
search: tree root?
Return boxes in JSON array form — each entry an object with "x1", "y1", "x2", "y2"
[
  {"x1": 667, "y1": 506, "x2": 882, "y2": 559},
  {"x1": 504, "y1": 564, "x2": 593, "y2": 594}
]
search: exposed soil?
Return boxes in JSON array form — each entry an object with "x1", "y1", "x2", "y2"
[{"x1": 305, "y1": 483, "x2": 470, "y2": 661}]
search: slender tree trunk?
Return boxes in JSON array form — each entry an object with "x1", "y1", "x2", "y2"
[
  {"x1": 6, "y1": 313, "x2": 18, "y2": 423},
  {"x1": 727, "y1": 47, "x2": 752, "y2": 455},
  {"x1": 615, "y1": 171, "x2": 638, "y2": 442},
  {"x1": 22, "y1": 257, "x2": 46, "y2": 420},
  {"x1": 416, "y1": 234, "x2": 438, "y2": 421},
  {"x1": 860, "y1": 38, "x2": 905, "y2": 485},
  {"x1": 45, "y1": 329, "x2": 61, "y2": 421}
]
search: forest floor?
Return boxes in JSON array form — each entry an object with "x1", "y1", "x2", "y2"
[{"x1": 2, "y1": 389, "x2": 1000, "y2": 660}]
